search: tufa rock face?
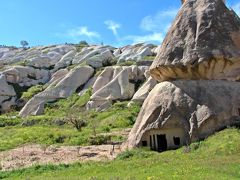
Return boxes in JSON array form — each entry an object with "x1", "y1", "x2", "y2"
[
  {"x1": 87, "y1": 65, "x2": 149, "y2": 110},
  {"x1": 150, "y1": 0, "x2": 240, "y2": 81},
  {"x1": 19, "y1": 66, "x2": 94, "y2": 117},
  {"x1": 126, "y1": 80, "x2": 240, "y2": 149}
]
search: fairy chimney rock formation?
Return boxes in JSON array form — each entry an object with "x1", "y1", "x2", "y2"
[
  {"x1": 150, "y1": 0, "x2": 240, "y2": 82},
  {"x1": 126, "y1": 0, "x2": 240, "y2": 151}
]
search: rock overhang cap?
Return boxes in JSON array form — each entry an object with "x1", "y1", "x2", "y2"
[{"x1": 150, "y1": 0, "x2": 240, "y2": 81}]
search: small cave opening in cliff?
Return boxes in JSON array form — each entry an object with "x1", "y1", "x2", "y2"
[{"x1": 157, "y1": 134, "x2": 168, "y2": 152}]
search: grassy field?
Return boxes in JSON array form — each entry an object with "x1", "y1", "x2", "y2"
[
  {"x1": 0, "y1": 128, "x2": 240, "y2": 179},
  {"x1": 0, "y1": 89, "x2": 140, "y2": 151}
]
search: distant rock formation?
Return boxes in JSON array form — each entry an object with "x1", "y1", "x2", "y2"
[
  {"x1": 19, "y1": 66, "x2": 94, "y2": 117},
  {"x1": 126, "y1": 0, "x2": 240, "y2": 151},
  {"x1": 0, "y1": 43, "x2": 157, "y2": 113}
]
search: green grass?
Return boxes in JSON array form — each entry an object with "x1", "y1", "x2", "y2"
[
  {"x1": 21, "y1": 85, "x2": 46, "y2": 100},
  {"x1": 0, "y1": 126, "x2": 89, "y2": 151},
  {"x1": 118, "y1": 60, "x2": 137, "y2": 66},
  {"x1": 1, "y1": 128, "x2": 240, "y2": 179},
  {"x1": 0, "y1": 89, "x2": 140, "y2": 151},
  {"x1": 143, "y1": 55, "x2": 156, "y2": 61}
]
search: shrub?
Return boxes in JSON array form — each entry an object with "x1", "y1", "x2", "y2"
[
  {"x1": 88, "y1": 135, "x2": 111, "y2": 145},
  {"x1": 117, "y1": 150, "x2": 134, "y2": 160},
  {"x1": 21, "y1": 85, "x2": 45, "y2": 100}
]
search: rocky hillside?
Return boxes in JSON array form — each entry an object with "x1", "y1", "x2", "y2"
[{"x1": 0, "y1": 43, "x2": 158, "y2": 116}]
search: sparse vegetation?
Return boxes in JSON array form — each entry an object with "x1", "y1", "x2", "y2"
[
  {"x1": 143, "y1": 55, "x2": 156, "y2": 61},
  {"x1": 118, "y1": 60, "x2": 137, "y2": 66},
  {"x1": 20, "y1": 40, "x2": 29, "y2": 49},
  {"x1": 75, "y1": 40, "x2": 89, "y2": 52},
  {"x1": 21, "y1": 85, "x2": 45, "y2": 100}
]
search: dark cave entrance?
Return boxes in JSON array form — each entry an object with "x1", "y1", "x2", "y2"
[{"x1": 157, "y1": 134, "x2": 167, "y2": 152}]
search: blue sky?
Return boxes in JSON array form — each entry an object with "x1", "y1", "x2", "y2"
[{"x1": 0, "y1": 0, "x2": 239, "y2": 47}]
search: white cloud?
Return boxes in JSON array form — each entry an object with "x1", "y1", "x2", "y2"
[
  {"x1": 121, "y1": 9, "x2": 177, "y2": 45},
  {"x1": 124, "y1": 32, "x2": 164, "y2": 44},
  {"x1": 104, "y1": 20, "x2": 121, "y2": 36},
  {"x1": 232, "y1": 2, "x2": 240, "y2": 16},
  {"x1": 67, "y1": 26, "x2": 100, "y2": 39},
  {"x1": 140, "y1": 9, "x2": 178, "y2": 32}
]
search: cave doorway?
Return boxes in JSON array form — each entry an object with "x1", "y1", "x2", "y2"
[{"x1": 157, "y1": 134, "x2": 167, "y2": 152}]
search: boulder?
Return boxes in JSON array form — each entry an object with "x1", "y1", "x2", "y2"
[
  {"x1": 47, "y1": 45, "x2": 75, "y2": 55},
  {"x1": 54, "y1": 50, "x2": 76, "y2": 70},
  {"x1": 116, "y1": 44, "x2": 155, "y2": 63},
  {"x1": 87, "y1": 66, "x2": 148, "y2": 110},
  {"x1": 3, "y1": 66, "x2": 50, "y2": 87},
  {"x1": 87, "y1": 49, "x2": 114, "y2": 68},
  {"x1": 0, "y1": 74, "x2": 16, "y2": 96},
  {"x1": 130, "y1": 77, "x2": 157, "y2": 104},
  {"x1": 78, "y1": 76, "x2": 97, "y2": 96},
  {"x1": 0, "y1": 74, "x2": 16, "y2": 112},
  {"x1": 47, "y1": 69, "x2": 69, "y2": 85},
  {"x1": 150, "y1": 0, "x2": 240, "y2": 81},
  {"x1": 19, "y1": 66, "x2": 94, "y2": 117},
  {"x1": 126, "y1": 80, "x2": 240, "y2": 150}
]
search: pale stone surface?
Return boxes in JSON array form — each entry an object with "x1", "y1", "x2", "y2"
[
  {"x1": 87, "y1": 49, "x2": 114, "y2": 68},
  {"x1": 126, "y1": 80, "x2": 240, "y2": 148},
  {"x1": 3, "y1": 66, "x2": 50, "y2": 87},
  {"x1": 0, "y1": 74, "x2": 16, "y2": 112},
  {"x1": 19, "y1": 66, "x2": 94, "y2": 117},
  {"x1": 54, "y1": 50, "x2": 76, "y2": 70},
  {"x1": 87, "y1": 66, "x2": 149, "y2": 110},
  {"x1": 130, "y1": 77, "x2": 157, "y2": 104},
  {"x1": 150, "y1": 0, "x2": 240, "y2": 81},
  {"x1": 0, "y1": 74, "x2": 16, "y2": 96},
  {"x1": 47, "y1": 69, "x2": 69, "y2": 85},
  {"x1": 116, "y1": 44, "x2": 155, "y2": 63}
]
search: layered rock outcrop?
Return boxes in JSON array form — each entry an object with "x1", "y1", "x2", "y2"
[
  {"x1": 0, "y1": 43, "x2": 157, "y2": 112},
  {"x1": 87, "y1": 65, "x2": 149, "y2": 110},
  {"x1": 19, "y1": 66, "x2": 94, "y2": 117},
  {"x1": 150, "y1": 0, "x2": 240, "y2": 81},
  {"x1": 3, "y1": 66, "x2": 50, "y2": 87},
  {"x1": 126, "y1": 0, "x2": 240, "y2": 150}
]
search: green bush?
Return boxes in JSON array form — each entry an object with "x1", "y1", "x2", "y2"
[
  {"x1": 0, "y1": 116, "x2": 21, "y2": 127},
  {"x1": 88, "y1": 135, "x2": 111, "y2": 145}
]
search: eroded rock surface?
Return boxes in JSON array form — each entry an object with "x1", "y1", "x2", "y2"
[
  {"x1": 19, "y1": 66, "x2": 94, "y2": 117},
  {"x1": 0, "y1": 74, "x2": 16, "y2": 113},
  {"x1": 126, "y1": 80, "x2": 240, "y2": 149},
  {"x1": 130, "y1": 77, "x2": 157, "y2": 104},
  {"x1": 87, "y1": 65, "x2": 149, "y2": 110},
  {"x1": 3, "y1": 66, "x2": 50, "y2": 87},
  {"x1": 150, "y1": 0, "x2": 240, "y2": 81}
]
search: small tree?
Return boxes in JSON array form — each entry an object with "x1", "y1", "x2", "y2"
[
  {"x1": 64, "y1": 106, "x2": 87, "y2": 131},
  {"x1": 79, "y1": 40, "x2": 88, "y2": 46},
  {"x1": 20, "y1": 40, "x2": 29, "y2": 49},
  {"x1": 88, "y1": 111, "x2": 98, "y2": 137}
]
